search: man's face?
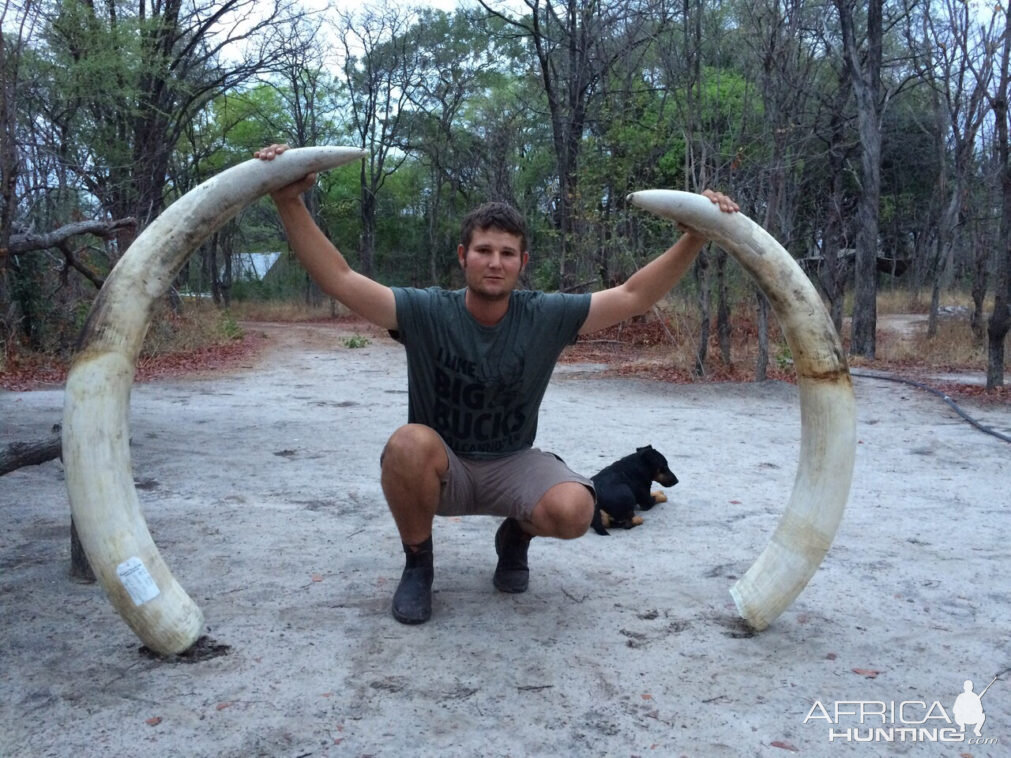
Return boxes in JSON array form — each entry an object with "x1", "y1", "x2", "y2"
[{"x1": 458, "y1": 227, "x2": 529, "y2": 300}]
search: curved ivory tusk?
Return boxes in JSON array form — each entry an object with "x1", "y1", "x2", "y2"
[
  {"x1": 62, "y1": 147, "x2": 366, "y2": 654},
  {"x1": 627, "y1": 190, "x2": 856, "y2": 631}
]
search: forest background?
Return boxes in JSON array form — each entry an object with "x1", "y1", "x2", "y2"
[{"x1": 1, "y1": 0, "x2": 1010, "y2": 391}]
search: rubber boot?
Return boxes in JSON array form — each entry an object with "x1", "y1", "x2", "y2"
[
  {"x1": 493, "y1": 518, "x2": 532, "y2": 593},
  {"x1": 392, "y1": 536, "x2": 434, "y2": 624}
]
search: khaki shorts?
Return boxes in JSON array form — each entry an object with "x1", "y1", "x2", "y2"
[{"x1": 437, "y1": 444, "x2": 595, "y2": 521}]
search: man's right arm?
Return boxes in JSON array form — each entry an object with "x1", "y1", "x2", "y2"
[{"x1": 256, "y1": 144, "x2": 397, "y2": 330}]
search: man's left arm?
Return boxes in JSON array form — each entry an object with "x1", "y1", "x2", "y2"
[{"x1": 580, "y1": 189, "x2": 738, "y2": 335}]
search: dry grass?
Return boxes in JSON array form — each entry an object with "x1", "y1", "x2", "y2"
[
  {"x1": 4, "y1": 289, "x2": 1008, "y2": 395},
  {"x1": 870, "y1": 287, "x2": 993, "y2": 316},
  {"x1": 225, "y1": 299, "x2": 351, "y2": 323},
  {"x1": 874, "y1": 315, "x2": 1004, "y2": 371},
  {"x1": 568, "y1": 300, "x2": 795, "y2": 382},
  {"x1": 142, "y1": 300, "x2": 245, "y2": 358},
  {"x1": 568, "y1": 292, "x2": 1009, "y2": 397}
]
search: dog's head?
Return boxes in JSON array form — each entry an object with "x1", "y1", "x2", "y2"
[{"x1": 637, "y1": 445, "x2": 678, "y2": 487}]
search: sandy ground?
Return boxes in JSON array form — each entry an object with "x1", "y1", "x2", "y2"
[{"x1": 2, "y1": 321, "x2": 1010, "y2": 758}]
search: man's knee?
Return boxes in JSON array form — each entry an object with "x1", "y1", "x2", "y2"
[
  {"x1": 381, "y1": 424, "x2": 447, "y2": 474},
  {"x1": 534, "y1": 483, "x2": 594, "y2": 539}
]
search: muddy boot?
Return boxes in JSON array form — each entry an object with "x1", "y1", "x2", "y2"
[
  {"x1": 493, "y1": 518, "x2": 532, "y2": 593},
  {"x1": 392, "y1": 536, "x2": 434, "y2": 624}
]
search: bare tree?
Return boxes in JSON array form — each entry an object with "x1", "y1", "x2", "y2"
[
  {"x1": 266, "y1": 14, "x2": 344, "y2": 306},
  {"x1": 916, "y1": 0, "x2": 995, "y2": 338},
  {"x1": 0, "y1": 0, "x2": 40, "y2": 355},
  {"x1": 336, "y1": 2, "x2": 420, "y2": 278},
  {"x1": 479, "y1": 0, "x2": 667, "y2": 286},
  {"x1": 41, "y1": 0, "x2": 304, "y2": 248},
  {"x1": 739, "y1": 0, "x2": 823, "y2": 376},
  {"x1": 815, "y1": 67, "x2": 858, "y2": 334},
  {"x1": 401, "y1": 8, "x2": 506, "y2": 283},
  {"x1": 984, "y1": 4, "x2": 1011, "y2": 389}
]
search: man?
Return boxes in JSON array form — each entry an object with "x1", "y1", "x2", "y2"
[{"x1": 255, "y1": 143, "x2": 738, "y2": 624}]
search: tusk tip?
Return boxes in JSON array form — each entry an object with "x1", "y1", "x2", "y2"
[{"x1": 627, "y1": 188, "x2": 685, "y2": 218}]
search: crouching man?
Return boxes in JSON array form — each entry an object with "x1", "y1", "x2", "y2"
[{"x1": 255, "y1": 143, "x2": 738, "y2": 623}]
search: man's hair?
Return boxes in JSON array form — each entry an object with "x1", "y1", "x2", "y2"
[{"x1": 460, "y1": 202, "x2": 528, "y2": 252}]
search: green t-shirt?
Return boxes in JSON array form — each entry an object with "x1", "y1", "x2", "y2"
[{"x1": 392, "y1": 287, "x2": 591, "y2": 459}]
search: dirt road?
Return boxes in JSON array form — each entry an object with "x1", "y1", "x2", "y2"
[{"x1": 2, "y1": 321, "x2": 1009, "y2": 757}]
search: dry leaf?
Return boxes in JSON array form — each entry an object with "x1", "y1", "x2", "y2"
[
  {"x1": 852, "y1": 668, "x2": 881, "y2": 678},
  {"x1": 146, "y1": 717, "x2": 162, "y2": 726},
  {"x1": 770, "y1": 740, "x2": 799, "y2": 752}
]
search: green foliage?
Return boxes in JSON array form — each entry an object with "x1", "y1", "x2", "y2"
[
  {"x1": 775, "y1": 343, "x2": 794, "y2": 370},
  {"x1": 341, "y1": 334, "x2": 371, "y2": 349},
  {"x1": 219, "y1": 312, "x2": 244, "y2": 340}
]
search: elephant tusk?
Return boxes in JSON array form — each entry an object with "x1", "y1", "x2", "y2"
[
  {"x1": 627, "y1": 190, "x2": 856, "y2": 631},
  {"x1": 62, "y1": 147, "x2": 366, "y2": 655}
]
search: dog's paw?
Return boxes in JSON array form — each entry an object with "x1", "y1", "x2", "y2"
[
  {"x1": 651, "y1": 490, "x2": 668, "y2": 504},
  {"x1": 631, "y1": 515, "x2": 644, "y2": 527},
  {"x1": 600, "y1": 511, "x2": 612, "y2": 528}
]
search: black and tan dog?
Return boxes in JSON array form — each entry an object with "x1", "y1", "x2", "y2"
[{"x1": 590, "y1": 445, "x2": 678, "y2": 535}]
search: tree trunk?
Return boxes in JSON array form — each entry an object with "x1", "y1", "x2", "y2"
[
  {"x1": 970, "y1": 233, "x2": 989, "y2": 342},
  {"x1": 208, "y1": 234, "x2": 222, "y2": 306},
  {"x1": 821, "y1": 70, "x2": 852, "y2": 336},
  {"x1": 693, "y1": 249, "x2": 710, "y2": 376},
  {"x1": 1, "y1": 24, "x2": 20, "y2": 350},
  {"x1": 986, "y1": 5, "x2": 1011, "y2": 390},
  {"x1": 360, "y1": 178, "x2": 376, "y2": 278},
  {"x1": 221, "y1": 235, "x2": 233, "y2": 309},
  {"x1": 755, "y1": 287, "x2": 769, "y2": 382},
  {"x1": 70, "y1": 518, "x2": 96, "y2": 583},
  {"x1": 928, "y1": 268, "x2": 942, "y2": 338},
  {"x1": 986, "y1": 160, "x2": 1010, "y2": 389},
  {"x1": 836, "y1": 0, "x2": 883, "y2": 359},
  {"x1": 716, "y1": 249, "x2": 731, "y2": 366}
]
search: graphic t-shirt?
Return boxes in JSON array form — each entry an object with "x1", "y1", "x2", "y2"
[{"x1": 392, "y1": 287, "x2": 591, "y2": 459}]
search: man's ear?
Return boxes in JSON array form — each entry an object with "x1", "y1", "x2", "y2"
[
  {"x1": 520, "y1": 250, "x2": 530, "y2": 272},
  {"x1": 457, "y1": 244, "x2": 467, "y2": 268}
]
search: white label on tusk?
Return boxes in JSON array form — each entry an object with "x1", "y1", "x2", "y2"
[{"x1": 116, "y1": 556, "x2": 161, "y2": 606}]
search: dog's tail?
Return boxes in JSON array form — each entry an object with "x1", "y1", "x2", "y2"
[{"x1": 590, "y1": 506, "x2": 610, "y2": 536}]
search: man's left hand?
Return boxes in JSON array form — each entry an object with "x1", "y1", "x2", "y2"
[{"x1": 702, "y1": 188, "x2": 739, "y2": 213}]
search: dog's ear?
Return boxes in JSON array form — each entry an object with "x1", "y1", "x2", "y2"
[{"x1": 636, "y1": 445, "x2": 654, "y2": 454}]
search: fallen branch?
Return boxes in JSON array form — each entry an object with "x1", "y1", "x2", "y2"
[
  {"x1": 0, "y1": 424, "x2": 95, "y2": 580},
  {"x1": 0, "y1": 424, "x2": 62, "y2": 475}
]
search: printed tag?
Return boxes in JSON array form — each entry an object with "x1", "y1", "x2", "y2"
[{"x1": 116, "y1": 556, "x2": 161, "y2": 606}]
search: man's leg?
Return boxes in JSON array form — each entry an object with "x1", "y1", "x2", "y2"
[
  {"x1": 381, "y1": 424, "x2": 449, "y2": 624},
  {"x1": 525, "y1": 482, "x2": 595, "y2": 538},
  {"x1": 494, "y1": 482, "x2": 594, "y2": 593}
]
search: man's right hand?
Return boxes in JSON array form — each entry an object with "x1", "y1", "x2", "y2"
[{"x1": 254, "y1": 143, "x2": 315, "y2": 203}]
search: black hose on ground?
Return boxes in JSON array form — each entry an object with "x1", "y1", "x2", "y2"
[{"x1": 849, "y1": 370, "x2": 1011, "y2": 445}]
